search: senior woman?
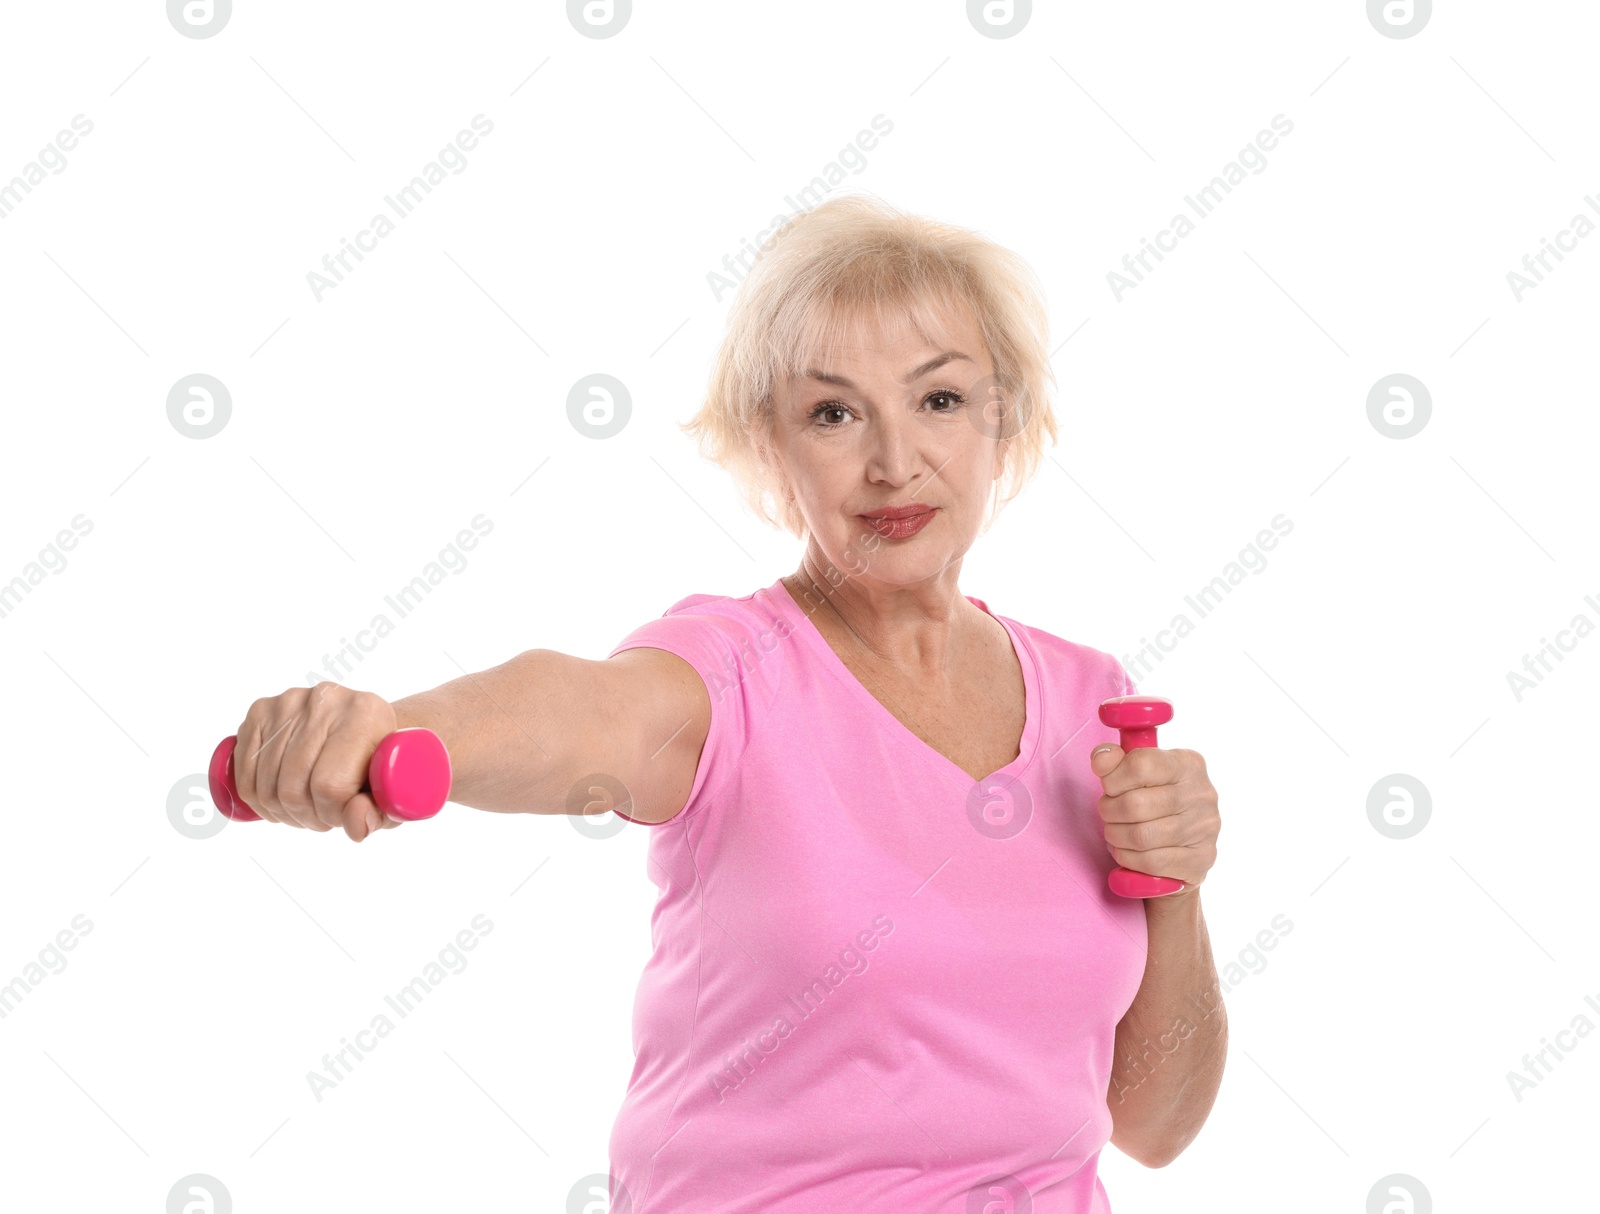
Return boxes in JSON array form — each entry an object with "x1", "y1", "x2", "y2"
[{"x1": 228, "y1": 194, "x2": 1225, "y2": 1212}]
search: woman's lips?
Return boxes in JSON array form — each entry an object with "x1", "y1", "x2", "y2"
[{"x1": 859, "y1": 507, "x2": 937, "y2": 540}]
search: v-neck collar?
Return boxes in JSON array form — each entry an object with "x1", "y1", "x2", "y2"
[{"x1": 768, "y1": 576, "x2": 1042, "y2": 787}]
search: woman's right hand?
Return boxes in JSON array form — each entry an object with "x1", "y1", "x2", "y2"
[{"x1": 231, "y1": 683, "x2": 403, "y2": 842}]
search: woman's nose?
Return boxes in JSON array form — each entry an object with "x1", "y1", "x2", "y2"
[{"x1": 864, "y1": 413, "x2": 921, "y2": 483}]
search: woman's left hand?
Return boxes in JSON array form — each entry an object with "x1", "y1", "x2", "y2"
[{"x1": 1089, "y1": 743, "x2": 1220, "y2": 899}]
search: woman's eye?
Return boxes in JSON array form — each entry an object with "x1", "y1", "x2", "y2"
[{"x1": 811, "y1": 404, "x2": 849, "y2": 427}]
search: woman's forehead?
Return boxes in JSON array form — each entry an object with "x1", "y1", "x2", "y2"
[{"x1": 789, "y1": 304, "x2": 979, "y2": 375}]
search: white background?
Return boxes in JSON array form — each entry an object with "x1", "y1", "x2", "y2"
[{"x1": 1, "y1": 1, "x2": 1594, "y2": 1211}]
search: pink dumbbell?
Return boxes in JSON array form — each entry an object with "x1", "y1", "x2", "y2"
[
  {"x1": 207, "y1": 729, "x2": 452, "y2": 822},
  {"x1": 1097, "y1": 695, "x2": 1187, "y2": 899}
]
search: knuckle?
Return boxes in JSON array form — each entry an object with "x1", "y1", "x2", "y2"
[
  {"x1": 278, "y1": 784, "x2": 312, "y2": 815},
  {"x1": 308, "y1": 771, "x2": 347, "y2": 804},
  {"x1": 315, "y1": 682, "x2": 358, "y2": 715},
  {"x1": 349, "y1": 691, "x2": 393, "y2": 731}
]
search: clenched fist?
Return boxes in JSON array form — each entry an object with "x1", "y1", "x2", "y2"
[
  {"x1": 1090, "y1": 742, "x2": 1221, "y2": 901},
  {"x1": 231, "y1": 682, "x2": 404, "y2": 842}
]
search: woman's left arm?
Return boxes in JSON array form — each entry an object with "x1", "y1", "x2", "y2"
[{"x1": 1090, "y1": 743, "x2": 1227, "y2": 1168}]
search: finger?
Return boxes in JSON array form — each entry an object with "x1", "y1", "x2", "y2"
[
  {"x1": 341, "y1": 792, "x2": 382, "y2": 843},
  {"x1": 1104, "y1": 810, "x2": 1191, "y2": 853},
  {"x1": 253, "y1": 709, "x2": 303, "y2": 823},
  {"x1": 1105, "y1": 842, "x2": 1198, "y2": 885},
  {"x1": 1098, "y1": 784, "x2": 1177, "y2": 825},
  {"x1": 232, "y1": 705, "x2": 270, "y2": 822},
  {"x1": 312, "y1": 727, "x2": 383, "y2": 832},
  {"x1": 278, "y1": 713, "x2": 337, "y2": 830},
  {"x1": 1097, "y1": 745, "x2": 1189, "y2": 797},
  {"x1": 243, "y1": 706, "x2": 302, "y2": 818},
  {"x1": 1089, "y1": 743, "x2": 1123, "y2": 784}
]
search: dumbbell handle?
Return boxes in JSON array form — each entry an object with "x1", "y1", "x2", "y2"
[
  {"x1": 207, "y1": 728, "x2": 452, "y2": 823},
  {"x1": 1097, "y1": 695, "x2": 1187, "y2": 899}
]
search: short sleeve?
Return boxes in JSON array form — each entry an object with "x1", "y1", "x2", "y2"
[{"x1": 606, "y1": 605, "x2": 758, "y2": 826}]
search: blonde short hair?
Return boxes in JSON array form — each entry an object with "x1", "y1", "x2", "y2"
[{"x1": 682, "y1": 192, "x2": 1059, "y2": 540}]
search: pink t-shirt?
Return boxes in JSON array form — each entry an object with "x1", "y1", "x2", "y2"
[{"x1": 605, "y1": 576, "x2": 1147, "y2": 1213}]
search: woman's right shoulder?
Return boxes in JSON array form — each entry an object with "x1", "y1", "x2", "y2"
[
  {"x1": 609, "y1": 585, "x2": 793, "y2": 709},
  {"x1": 599, "y1": 585, "x2": 791, "y2": 825}
]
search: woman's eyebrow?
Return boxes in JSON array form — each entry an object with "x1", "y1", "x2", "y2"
[{"x1": 799, "y1": 351, "x2": 974, "y2": 389}]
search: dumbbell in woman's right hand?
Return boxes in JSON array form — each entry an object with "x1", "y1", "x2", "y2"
[{"x1": 211, "y1": 684, "x2": 449, "y2": 842}]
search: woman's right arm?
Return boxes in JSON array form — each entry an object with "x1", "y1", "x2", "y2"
[
  {"x1": 391, "y1": 647, "x2": 708, "y2": 822},
  {"x1": 229, "y1": 646, "x2": 711, "y2": 840}
]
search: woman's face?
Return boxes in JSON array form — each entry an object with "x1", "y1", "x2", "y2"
[{"x1": 767, "y1": 305, "x2": 1008, "y2": 590}]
